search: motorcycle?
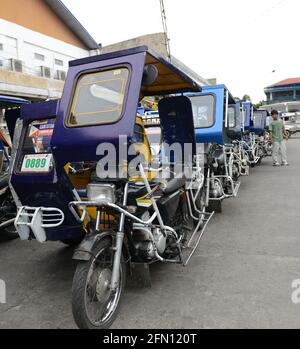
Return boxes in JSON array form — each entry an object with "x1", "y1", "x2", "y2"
[{"x1": 11, "y1": 46, "x2": 214, "y2": 328}]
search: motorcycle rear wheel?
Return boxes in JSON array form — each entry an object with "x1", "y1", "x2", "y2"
[{"x1": 72, "y1": 237, "x2": 125, "y2": 329}]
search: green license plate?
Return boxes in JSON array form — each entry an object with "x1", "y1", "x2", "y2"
[{"x1": 21, "y1": 154, "x2": 53, "y2": 173}]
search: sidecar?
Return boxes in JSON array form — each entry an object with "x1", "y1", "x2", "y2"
[
  {"x1": 228, "y1": 102, "x2": 242, "y2": 141},
  {"x1": 240, "y1": 101, "x2": 264, "y2": 166},
  {"x1": 187, "y1": 84, "x2": 236, "y2": 145},
  {"x1": 250, "y1": 109, "x2": 267, "y2": 136},
  {"x1": 242, "y1": 101, "x2": 253, "y2": 133},
  {"x1": 0, "y1": 95, "x2": 30, "y2": 240},
  {"x1": 185, "y1": 84, "x2": 241, "y2": 213},
  {"x1": 10, "y1": 99, "x2": 89, "y2": 243}
]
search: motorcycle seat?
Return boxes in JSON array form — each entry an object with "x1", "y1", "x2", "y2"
[{"x1": 163, "y1": 174, "x2": 186, "y2": 195}]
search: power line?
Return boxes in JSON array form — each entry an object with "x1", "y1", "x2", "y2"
[
  {"x1": 159, "y1": 0, "x2": 171, "y2": 62},
  {"x1": 247, "y1": 0, "x2": 288, "y2": 25}
]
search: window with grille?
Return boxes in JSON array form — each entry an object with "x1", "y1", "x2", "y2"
[
  {"x1": 55, "y1": 59, "x2": 63, "y2": 67},
  {"x1": 34, "y1": 53, "x2": 45, "y2": 61}
]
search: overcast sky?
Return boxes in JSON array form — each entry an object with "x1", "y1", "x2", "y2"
[{"x1": 62, "y1": 0, "x2": 299, "y2": 102}]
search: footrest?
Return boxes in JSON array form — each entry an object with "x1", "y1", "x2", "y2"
[
  {"x1": 240, "y1": 165, "x2": 249, "y2": 176},
  {"x1": 232, "y1": 180, "x2": 241, "y2": 197},
  {"x1": 183, "y1": 211, "x2": 214, "y2": 266}
]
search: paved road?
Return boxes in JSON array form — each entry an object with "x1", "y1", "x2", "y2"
[{"x1": 0, "y1": 138, "x2": 300, "y2": 329}]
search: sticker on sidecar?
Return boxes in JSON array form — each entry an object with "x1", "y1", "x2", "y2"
[
  {"x1": 29, "y1": 124, "x2": 54, "y2": 138},
  {"x1": 21, "y1": 154, "x2": 53, "y2": 173},
  {"x1": 136, "y1": 185, "x2": 162, "y2": 208}
]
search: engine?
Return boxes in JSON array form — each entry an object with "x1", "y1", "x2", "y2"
[{"x1": 132, "y1": 223, "x2": 166, "y2": 261}]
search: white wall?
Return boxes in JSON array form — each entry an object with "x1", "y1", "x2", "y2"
[{"x1": 0, "y1": 18, "x2": 91, "y2": 79}]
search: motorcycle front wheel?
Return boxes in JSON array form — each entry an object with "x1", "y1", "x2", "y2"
[{"x1": 71, "y1": 237, "x2": 125, "y2": 329}]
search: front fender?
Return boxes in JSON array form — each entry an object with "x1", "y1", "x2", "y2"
[{"x1": 72, "y1": 231, "x2": 113, "y2": 261}]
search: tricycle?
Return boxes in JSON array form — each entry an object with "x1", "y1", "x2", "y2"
[
  {"x1": 185, "y1": 84, "x2": 241, "y2": 213},
  {"x1": 240, "y1": 101, "x2": 265, "y2": 166},
  {"x1": 0, "y1": 95, "x2": 30, "y2": 240},
  {"x1": 11, "y1": 46, "x2": 214, "y2": 328}
]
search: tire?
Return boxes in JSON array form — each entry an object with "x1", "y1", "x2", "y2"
[
  {"x1": 72, "y1": 237, "x2": 125, "y2": 329},
  {"x1": 256, "y1": 156, "x2": 262, "y2": 165},
  {"x1": 0, "y1": 188, "x2": 17, "y2": 241},
  {"x1": 0, "y1": 223, "x2": 18, "y2": 241},
  {"x1": 286, "y1": 130, "x2": 291, "y2": 139},
  {"x1": 207, "y1": 200, "x2": 222, "y2": 214},
  {"x1": 232, "y1": 163, "x2": 240, "y2": 181},
  {"x1": 60, "y1": 236, "x2": 84, "y2": 246}
]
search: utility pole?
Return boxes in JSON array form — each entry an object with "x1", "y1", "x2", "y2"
[{"x1": 160, "y1": 0, "x2": 171, "y2": 62}]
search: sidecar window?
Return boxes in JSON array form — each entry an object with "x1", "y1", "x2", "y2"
[
  {"x1": 253, "y1": 112, "x2": 263, "y2": 127},
  {"x1": 190, "y1": 94, "x2": 215, "y2": 128},
  {"x1": 228, "y1": 107, "x2": 236, "y2": 128},
  {"x1": 145, "y1": 126, "x2": 162, "y2": 145},
  {"x1": 68, "y1": 67, "x2": 129, "y2": 127},
  {"x1": 240, "y1": 106, "x2": 246, "y2": 125},
  {"x1": 23, "y1": 119, "x2": 55, "y2": 154},
  {"x1": 132, "y1": 124, "x2": 144, "y2": 144}
]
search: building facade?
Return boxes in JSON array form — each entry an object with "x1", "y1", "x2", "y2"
[
  {"x1": 263, "y1": 78, "x2": 300, "y2": 113},
  {"x1": 0, "y1": 0, "x2": 100, "y2": 101},
  {"x1": 102, "y1": 33, "x2": 210, "y2": 87}
]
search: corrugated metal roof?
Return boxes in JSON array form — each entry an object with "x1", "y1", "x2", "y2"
[
  {"x1": 44, "y1": 0, "x2": 100, "y2": 50},
  {"x1": 269, "y1": 78, "x2": 300, "y2": 87}
]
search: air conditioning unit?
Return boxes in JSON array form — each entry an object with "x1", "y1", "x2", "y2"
[
  {"x1": 40, "y1": 66, "x2": 51, "y2": 78},
  {"x1": 56, "y1": 70, "x2": 66, "y2": 81},
  {"x1": 10, "y1": 58, "x2": 23, "y2": 73}
]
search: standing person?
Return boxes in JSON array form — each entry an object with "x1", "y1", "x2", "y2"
[{"x1": 269, "y1": 110, "x2": 289, "y2": 166}]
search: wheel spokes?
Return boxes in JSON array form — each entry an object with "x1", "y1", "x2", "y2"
[{"x1": 84, "y1": 246, "x2": 121, "y2": 326}]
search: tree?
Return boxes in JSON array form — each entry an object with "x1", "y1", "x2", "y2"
[
  {"x1": 254, "y1": 100, "x2": 265, "y2": 109},
  {"x1": 242, "y1": 94, "x2": 251, "y2": 102}
]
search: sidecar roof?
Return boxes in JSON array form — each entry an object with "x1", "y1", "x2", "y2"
[
  {"x1": 69, "y1": 46, "x2": 201, "y2": 96},
  {"x1": 1, "y1": 95, "x2": 30, "y2": 140},
  {"x1": 199, "y1": 85, "x2": 236, "y2": 104},
  {"x1": 0, "y1": 95, "x2": 30, "y2": 108},
  {"x1": 21, "y1": 99, "x2": 60, "y2": 120},
  {"x1": 51, "y1": 46, "x2": 202, "y2": 163}
]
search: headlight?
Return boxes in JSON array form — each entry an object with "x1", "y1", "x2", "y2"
[{"x1": 87, "y1": 184, "x2": 116, "y2": 204}]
